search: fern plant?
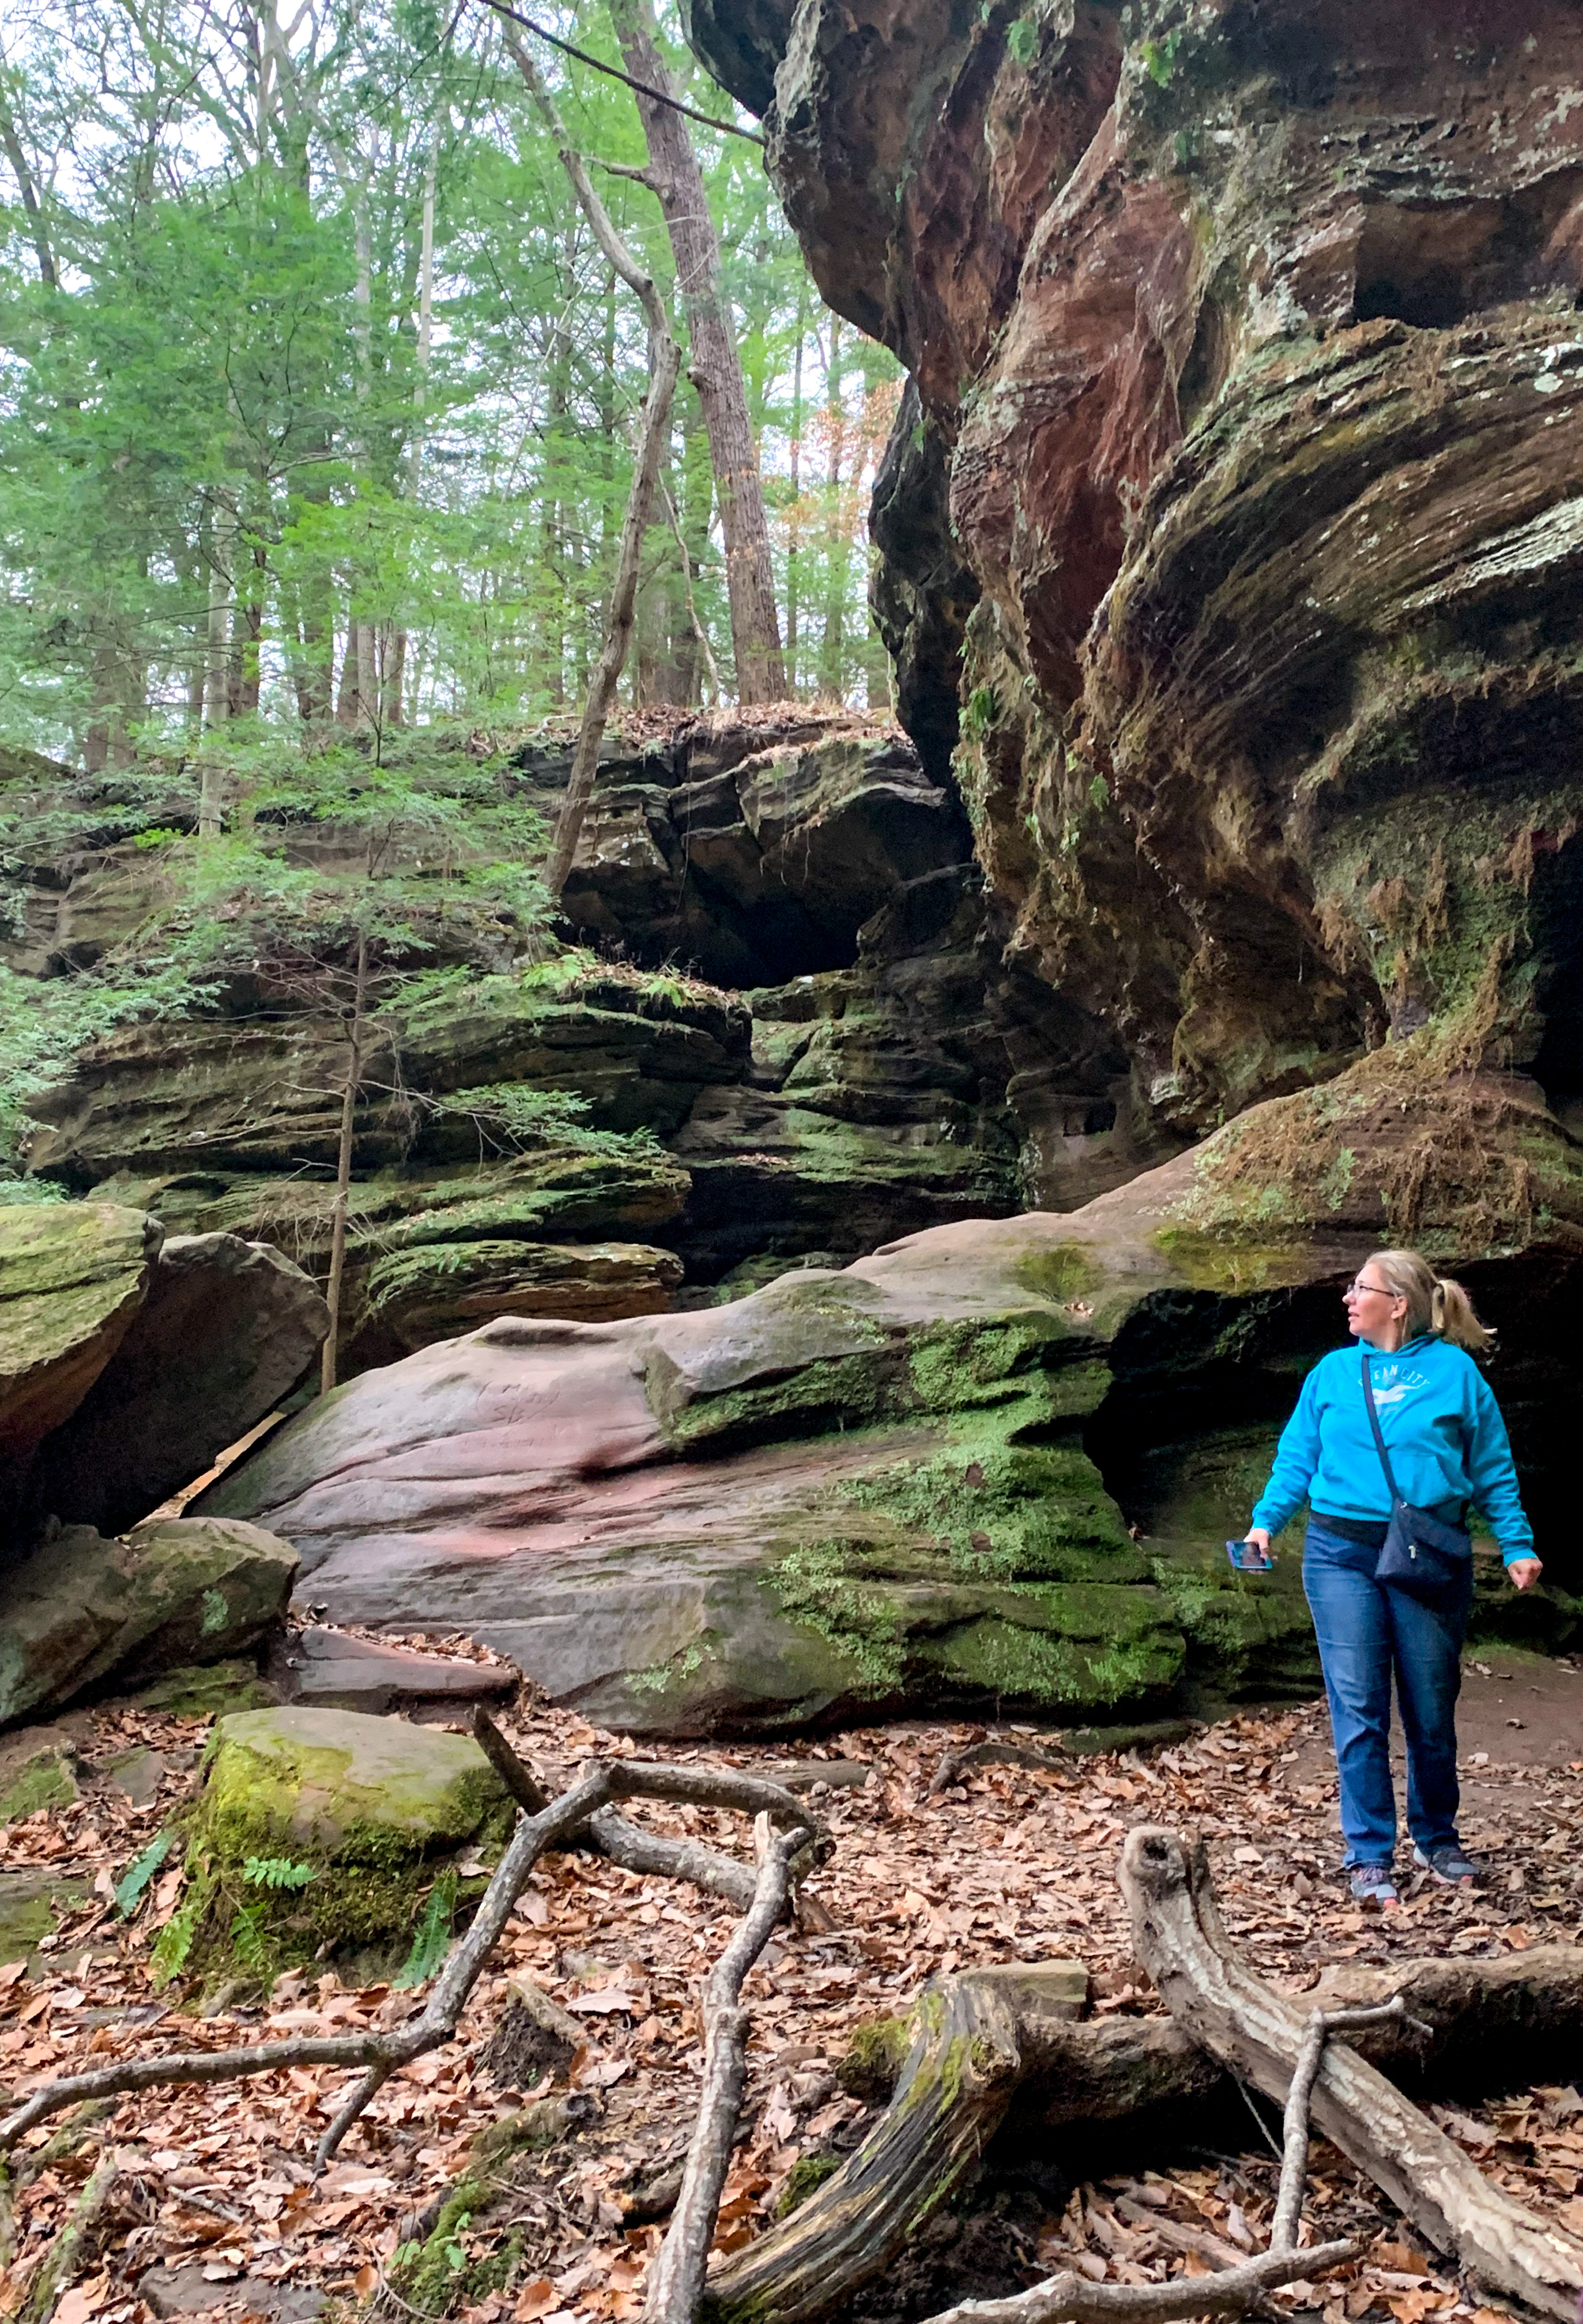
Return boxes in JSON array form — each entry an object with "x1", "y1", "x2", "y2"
[
  {"x1": 395, "y1": 1873, "x2": 457, "y2": 1990},
  {"x1": 242, "y1": 1855, "x2": 316, "y2": 1890},
  {"x1": 114, "y1": 1830, "x2": 172, "y2": 1918},
  {"x1": 229, "y1": 1900, "x2": 274, "y2": 1976}
]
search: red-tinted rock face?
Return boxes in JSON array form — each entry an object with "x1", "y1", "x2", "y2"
[{"x1": 695, "y1": 0, "x2": 1583, "y2": 1183}]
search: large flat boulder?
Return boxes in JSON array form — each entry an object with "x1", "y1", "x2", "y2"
[
  {"x1": 31, "y1": 1232, "x2": 329, "y2": 1535},
  {"x1": 0, "y1": 1514, "x2": 298, "y2": 1727},
  {"x1": 186, "y1": 1164, "x2": 1343, "y2": 1735},
  {"x1": 0, "y1": 1203, "x2": 160, "y2": 1514},
  {"x1": 198, "y1": 1088, "x2": 1583, "y2": 1736}
]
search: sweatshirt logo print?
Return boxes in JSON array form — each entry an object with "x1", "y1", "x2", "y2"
[{"x1": 1368, "y1": 1368, "x2": 1430, "y2": 1407}]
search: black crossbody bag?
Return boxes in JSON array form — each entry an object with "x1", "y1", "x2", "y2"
[{"x1": 1360, "y1": 1353, "x2": 1472, "y2": 1609}]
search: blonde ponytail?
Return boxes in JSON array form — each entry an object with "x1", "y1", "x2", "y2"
[
  {"x1": 1366, "y1": 1248, "x2": 1496, "y2": 1356},
  {"x1": 1430, "y1": 1273, "x2": 1496, "y2": 1356}
]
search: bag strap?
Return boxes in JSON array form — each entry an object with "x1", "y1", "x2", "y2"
[{"x1": 1360, "y1": 1352, "x2": 1403, "y2": 1508}]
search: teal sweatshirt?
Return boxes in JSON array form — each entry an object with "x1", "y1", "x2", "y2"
[{"x1": 1249, "y1": 1333, "x2": 1534, "y2": 1563}]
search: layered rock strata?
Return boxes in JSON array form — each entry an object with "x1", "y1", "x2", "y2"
[
  {"x1": 684, "y1": 0, "x2": 1583, "y2": 1206},
  {"x1": 13, "y1": 715, "x2": 1115, "y2": 1364}
]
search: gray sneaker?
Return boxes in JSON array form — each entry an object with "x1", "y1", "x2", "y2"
[
  {"x1": 1413, "y1": 1843, "x2": 1482, "y2": 1886},
  {"x1": 1349, "y1": 1862, "x2": 1399, "y2": 1906}
]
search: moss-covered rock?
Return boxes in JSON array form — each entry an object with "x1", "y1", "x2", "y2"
[
  {"x1": 159, "y1": 1706, "x2": 513, "y2": 1984},
  {"x1": 363, "y1": 1237, "x2": 683, "y2": 1349},
  {"x1": 0, "y1": 1866, "x2": 92, "y2": 1968},
  {"x1": 0, "y1": 1515, "x2": 297, "y2": 1727},
  {"x1": 0, "y1": 1725, "x2": 79, "y2": 1821},
  {"x1": 115, "y1": 1658, "x2": 281, "y2": 1717},
  {"x1": 0, "y1": 1203, "x2": 158, "y2": 1514}
]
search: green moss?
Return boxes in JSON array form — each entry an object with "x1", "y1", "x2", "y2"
[
  {"x1": 624, "y1": 1642, "x2": 705, "y2": 1696},
  {"x1": 941, "y1": 1589, "x2": 1184, "y2": 1708},
  {"x1": 0, "y1": 1747, "x2": 77, "y2": 1822},
  {"x1": 389, "y1": 2173, "x2": 493, "y2": 2316},
  {"x1": 1148, "y1": 1541, "x2": 1321, "y2": 1703},
  {"x1": 772, "y1": 1539, "x2": 910, "y2": 1698},
  {"x1": 663, "y1": 1342, "x2": 903, "y2": 1455},
  {"x1": 155, "y1": 1710, "x2": 512, "y2": 1983},
  {"x1": 774, "y1": 2153, "x2": 845, "y2": 2219},
  {"x1": 1008, "y1": 1244, "x2": 1102, "y2": 1303},
  {"x1": 120, "y1": 1659, "x2": 277, "y2": 1716},
  {"x1": 835, "y1": 2015, "x2": 911, "y2": 2103}
]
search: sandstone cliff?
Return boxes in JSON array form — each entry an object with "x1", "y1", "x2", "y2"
[{"x1": 685, "y1": 0, "x2": 1583, "y2": 1239}]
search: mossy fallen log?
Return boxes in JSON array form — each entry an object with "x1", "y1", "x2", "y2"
[{"x1": 707, "y1": 1944, "x2": 1583, "y2": 2324}]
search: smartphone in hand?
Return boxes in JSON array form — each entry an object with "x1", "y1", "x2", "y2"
[{"x1": 1226, "y1": 1538, "x2": 1273, "y2": 1572}]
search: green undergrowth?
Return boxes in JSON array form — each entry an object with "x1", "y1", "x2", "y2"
[{"x1": 385, "y1": 2097, "x2": 585, "y2": 2317}]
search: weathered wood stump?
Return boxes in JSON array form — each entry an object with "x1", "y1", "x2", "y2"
[{"x1": 703, "y1": 1963, "x2": 1088, "y2": 2323}]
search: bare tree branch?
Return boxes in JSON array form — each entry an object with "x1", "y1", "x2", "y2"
[
  {"x1": 643, "y1": 1815, "x2": 807, "y2": 2323},
  {"x1": 914, "y1": 2240, "x2": 1360, "y2": 2324},
  {"x1": 472, "y1": 1712, "x2": 826, "y2": 1914},
  {"x1": 1120, "y1": 1828, "x2": 1583, "y2": 2321}
]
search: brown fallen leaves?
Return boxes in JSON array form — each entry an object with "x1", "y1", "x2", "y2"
[{"x1": 2, "y1": 1684, "x2": 1583, "y2": 2324}]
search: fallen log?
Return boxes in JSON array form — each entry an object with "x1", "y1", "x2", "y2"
[
  {"x1": 703, "y1": 1964, "x2": 1086, "y2": 2324},
  {"x1": 1120, "y1": 1827, "x2": 1583, "y2": 2320},
  {"x1": 707, "y1": 1940, "x2": 1583, "y2": 2324}
]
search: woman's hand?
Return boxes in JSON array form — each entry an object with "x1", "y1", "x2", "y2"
[
  {"x1": 1506, "y1": 1556, "x2": 1543, "y2": 1591},
  {"x1": 1244, "y1": 1529, "x2": 1271, "y2": 1555}
]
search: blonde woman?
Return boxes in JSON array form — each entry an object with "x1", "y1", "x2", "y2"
[{"x1": 1243, "y1": 1250, "x2": 1540, "y2": 1907}]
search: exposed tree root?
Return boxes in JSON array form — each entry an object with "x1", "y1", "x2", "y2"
[
  {"x1": 18, "y1": 2151, "x2": 119, "y2": 2324},
  {"x1": 1120, "y1": 1827, "x2": 1583, "y2": 2319}
]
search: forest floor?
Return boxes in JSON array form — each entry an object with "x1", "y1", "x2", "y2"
[{"x1": 3, "y1": 1650, "x2": 1583, "y2": 2324}]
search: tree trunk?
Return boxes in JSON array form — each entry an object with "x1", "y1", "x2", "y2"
[
  {"x1": 321, "y1": 927, "x2": 370, "y2": 1395},
  {"x1": 502, "y1": 27, "x2": 684, "y2": 902},
  {"x1": 205, "y1": 493, "x2": 236, "y2": 730},
  {"x1": 235, "y1": 529, "x2": 267, "y2": 716},
  {"x1": 606, "y1": 0, "x2": 785, "y2": 704},
  {"x1": 1120, "y1": 1829, "x2": 1583, "y2": 2322},
  {"x1": 817, "y1": 318, "x2": 846, "y2": 701},
  {"x1": 787, "y1": 286, "x2": 805, "y2": 692}
]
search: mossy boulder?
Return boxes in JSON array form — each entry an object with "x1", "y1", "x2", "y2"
[
  {"x1": 0, "y1": 1724, "x2": 80, "y2": 1821},
  {"x1": 29, "y1": 1231, "x2": 328, "y2": 1537},
  {"x1": 0, "y1": 1515, "x2": 298, "y2": 1727},
  {"x1": 166, "y1": 1707, "x2": 513, "y2": 1982},
  {"x1": 0, "y1": 1202, "x2": 159, "y2": 1516},
  {"x1": 0, "y1": 1867, "x2": 92, "y2": 1970}
]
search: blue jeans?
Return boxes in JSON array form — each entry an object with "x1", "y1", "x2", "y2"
[{"x1": 1302, "y1": 1521, "x2": 1472, "y2": 1866}]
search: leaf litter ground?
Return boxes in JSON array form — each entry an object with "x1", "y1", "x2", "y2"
[{"x1": 3, "y1": 1655, "x2": 1583, "y2": 2324}]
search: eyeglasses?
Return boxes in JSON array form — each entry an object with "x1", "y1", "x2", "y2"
[{"x1": 1344, "y1": 1278, "x2": 1392, "y2": 1298}]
